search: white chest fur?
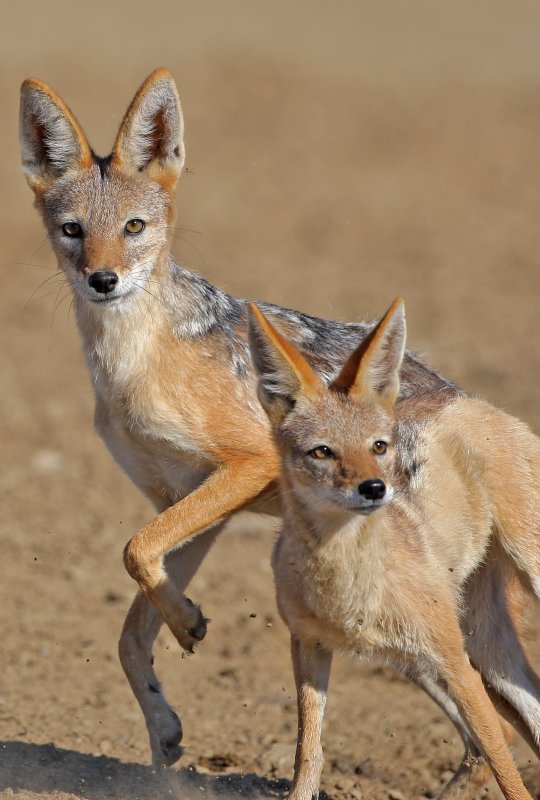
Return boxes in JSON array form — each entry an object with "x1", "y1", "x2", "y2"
[
  {"x1": 81, "y1": 305, "x2": 214, "y2": 506},
  {"x1": 276, "y1": 519, "x2": 392, "y2": 647}
]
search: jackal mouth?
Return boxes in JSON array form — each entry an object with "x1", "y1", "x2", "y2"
[
  {"x1": 87, "y1": 288, "x2": 136, "y2": 305},
  {"x1": 355, "y1": 501, "x2": 388, "y2": 516},
  {"x1": 89, "y1": 294, "x2": 123, "y2": 304}
]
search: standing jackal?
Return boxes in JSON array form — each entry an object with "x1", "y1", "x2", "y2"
[
  {"x1": 248, "y1": 299, "x2": 540, "y2": 800},
  {"x1": 19, "y1": 69, "x2": 540, "y2": 791}
]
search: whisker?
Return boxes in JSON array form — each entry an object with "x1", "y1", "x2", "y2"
[
  {"x1": 24, "y1": 274, "x2": 69, "y2": 311},
  {"x1": 27, "y1": 286, "x2": 70, "y2": 307},
  {"x1": 408, "y1": 491, "x2": 445, "y2": 511},
  {"x1": 28, "y1": 236, "x2": 53, "y2": 262},
  {"x1": 67, "y1": 293, "x2": 78, "y2": 319},
  {"x1": 392, "y1": 485, "x2": 446, "y2": 511},
  {"x1": 51, "y1": 284, "x2": 73, "y2": 329},
  {"x1": 11, "y1": 260, "x2": 57, "y2": 272},
  {"x1": 133, "y1": 282, "x2": 163, "y2": 309},
  {"x1": 168, "y1": 233, "x2": 208, "y2": 269},
  {"x1": 126, "y1": 273, "x2": 155, "y2": 325},
  {"x1": 166, "y1": 225, "x2": 203, "y2": 236},
  {"x1": 57, "y1": 289, "x2": 75, "y2": 315}
]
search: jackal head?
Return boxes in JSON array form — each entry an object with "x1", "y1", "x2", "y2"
[
  {"x1": 248, "y1": 299, "x2": 406, "y2": 515},
  {"x1": 19, "y1": 69, "x2": 184, "y2": 307}
]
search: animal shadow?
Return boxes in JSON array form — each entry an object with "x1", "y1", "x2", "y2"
[{"x1": 0, "y1": 740, "x2": 301, "y2": 800}]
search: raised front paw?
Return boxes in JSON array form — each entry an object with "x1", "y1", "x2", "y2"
[
  {"x1": 150, "y1": 581, "x2": 210, "y2": 653},
  {"x1": 179, "y1": 596, "x2": 209, "y2": 652}
]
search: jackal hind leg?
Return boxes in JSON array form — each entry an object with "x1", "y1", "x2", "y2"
[
  {"x1": 119, "y1": 526, "x2": 222, "y2": 766},
  {"x1": 428, "y1": 604, "x2": 531, "y2": 800},
  {"x1": 463, "y1": 544, "x2": 540, "y2": 757},
  {"x1": 409, "y1": 670, "x2": 498, "y2": 799}
]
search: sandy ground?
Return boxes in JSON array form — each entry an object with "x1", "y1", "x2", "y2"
[{"x1": 2, "y1": 2, "x2": 540, "y2": 798}]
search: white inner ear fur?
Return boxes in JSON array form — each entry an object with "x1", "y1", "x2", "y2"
[
  {"x1": 248, "y1": 323, "x2": 303, "y2": 411},
  {"x1": 364, "y1": 309, "x2": 406, "y2": 401},
  {"x1": 20, "y1": 89, "x2": 83, "y2": 179},
  {"x1": 254, "y1": 341, "x2": 299, "y2": 401},
  {"x1": 121, "y1": 78, "x2": 185, "y2": 171},
  {"x1": 259, "y1": 364, "x2": 301, "y2": 403}
]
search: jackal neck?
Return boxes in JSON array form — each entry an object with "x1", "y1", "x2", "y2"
[
  {"x1": 77, "y1": 286, "x2": 164, "y2": 391},
  {"x1": 161, "y1": 258, "x2": 244, "y2": 338},
  {"x1": 75, "y1": 255, "x2": 245, "y2": 389}
]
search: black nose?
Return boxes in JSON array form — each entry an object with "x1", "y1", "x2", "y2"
[
  {"x1": 88, "y1": 270, "x2": 119, "y2": 294},
  {"x1": 358, "y1": 479, "x2": 386, "y2": 501}
]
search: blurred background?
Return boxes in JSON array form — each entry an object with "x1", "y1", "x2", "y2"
[{"x1": 1, "y1": 3, "x2": 540, "y2": 799}]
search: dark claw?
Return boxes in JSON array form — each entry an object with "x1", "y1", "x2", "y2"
[{"x1": 188, "y1": 617, "x2": 209, "y2": 642}]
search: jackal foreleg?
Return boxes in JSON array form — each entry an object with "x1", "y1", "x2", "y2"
[
  {"x1": 289, "y1": 636, "x2": 332, "y2": 800},
  {"x1": 123, "y1": 456, "x2": 279, "y2": 650}
]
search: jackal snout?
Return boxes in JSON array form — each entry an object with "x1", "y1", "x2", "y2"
[
  {"x1": 88, "y1": 270, "x2": 119, "y2": 294},
  {"x1": 358, "y1": 478, "x2": 386, "y2": 501}
]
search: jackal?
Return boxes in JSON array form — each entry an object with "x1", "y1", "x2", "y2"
[
  {"x1": 19, "y1": 70, "x2": 540, "y2": 789},
  {"x1": 248, "y1": 299, "x2": 540, "y2": 800}
]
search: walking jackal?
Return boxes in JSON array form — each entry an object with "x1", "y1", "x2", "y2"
[
  {"x1": 248, "y1": 299, "x2": 540, "y2": 800},
  {"x1": 20, "y1": 70, "x2": 540, "y2": 794}
]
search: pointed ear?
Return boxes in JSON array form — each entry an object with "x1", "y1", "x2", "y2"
[
  {"x1": 248, "y1": 303, "x2": 323, "y2": 425},
  {"x1": 19, "y1": 78, "x2": 92, "y2": 192},
  {"x1": 332, "y1": 298, "x2": 406, "y2": 411},
  {"x1": 112, "y1": 68, "x2": 184, "y2": 191}
]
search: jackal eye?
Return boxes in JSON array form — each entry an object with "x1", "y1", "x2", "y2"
[
  {"x1": 62, "y1": 222, "x2": 82, "y2": 238},
  {"x1": 372, "y1": 440, "x2": 388, "y2": 455},
  {"x1": 125, "y1": 218, "x2": 145, "y2": 235},
  {"x1": 308, "y1": 445, "x2": 334, "y2": 460}
]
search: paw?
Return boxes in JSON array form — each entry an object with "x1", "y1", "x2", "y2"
[
  {"x1": 151, "y1": 707, "x2": 183, "y2": 767},
  {"x1": 159, "y1": 733, "x2": 183, "y2": 767},
  {"x1": 151, "y1": 583, "x2": 209, "y2": 653},
  {"x1": 177, "y1": 597, "x2": 209, "y2": 652},
  {"x1": 185, "y1": 597, "x2": 208, "y2": 639}
]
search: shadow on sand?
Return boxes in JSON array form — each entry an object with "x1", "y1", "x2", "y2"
[{"x1": 0, "y1": 740, "x2": 297, "y2": 800}]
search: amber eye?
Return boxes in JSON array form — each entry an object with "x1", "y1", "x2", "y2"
[
  {"x1": 372, "y1": 440, "x2": 387, "y2": 455},
  {"x1": 308, "y1": 445, "x2": 334, "y2": 460},
  {"x1": 125, "y1": 218, "x2": 145, "y2": 235},
  {"x1": 62, "y1": 222, "x2": 82, "y2": 238}
]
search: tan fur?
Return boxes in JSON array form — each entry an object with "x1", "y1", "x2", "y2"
[
  {"x1": 20, "y1": 71, "x2": 540, "y2": 790},
  {"x1": 249, "y1": 300, "x2": 539, "y2": 800}
]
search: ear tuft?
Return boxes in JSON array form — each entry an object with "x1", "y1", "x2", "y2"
[
  {"x1": 112, "y1": 68, "x2": 184, "y2": 189},
  {"x1": 248, "y1": 303, "x2": 322, "y2": 425},
  {"x1": 19, "y1": 78, "x2": 92, "y2": 191},
  {"x1": 333, "y1": 298, "x2": 406, "y2": 410}
]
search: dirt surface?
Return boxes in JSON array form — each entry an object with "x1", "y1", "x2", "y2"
[{"x1": 2, "y1": 3, "x2": 540, "y2": 799}]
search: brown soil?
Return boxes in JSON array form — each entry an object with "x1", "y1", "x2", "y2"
[{"x1": 1, "y1": 3, "x2": 540, "y2": 798}]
